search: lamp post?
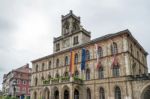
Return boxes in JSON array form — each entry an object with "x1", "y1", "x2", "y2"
[{"x1": 12, "y1": 80, "x2": 17, "y2": 97}]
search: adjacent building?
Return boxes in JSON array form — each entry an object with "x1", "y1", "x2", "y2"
[
  {"x1": 31, "y1": 11, "x2": 150, "y2": 99},
  {"x1": 2, "y1": 64, "x2": 31, "y2": 99}
]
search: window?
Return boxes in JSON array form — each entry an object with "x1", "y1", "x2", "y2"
[
  {"x1": 48, "y1": 73, "x2": 51, "y2": 79},
  {"x1": 75, "y1": 70, "x2": 79, "y2": 77},
  {"x1": 56, "y1": 43, "x2": 60, "y2": 51},
  {"x1": 86, "y1": 50, "x2": 90, "y2": 61},
  {"x1": 35, "y1": 64, "x2": 38, "y2": 72},
  {"x1": 34, "y1": 91, "x2": 37, "y2": 99},
  {"x1": 99, "y1": 87, "x2": 105, "y2": 99},
  {"x1": 137, "y1": 51, "x2": 139, "y2": 59},
  {"x1": 41, "y1": 76, "x2": 44, "y2": 80},
  {"x1": 72, "y1": 22, "x2": 79, "y2": 32},
  {"x1": 87, "y1": 88, "x2": 91, "y2": 99},
  {"x1": 73, "y1": 36, "x2": 79, "y2": 45},
  {"x1": 115, "y1": 86, "x2": 121, "y2": 99},
  {"x1": 17, "y1": 79, "x2": 19, "y2": 84},
  {"x1": 22, "y1": 87, "x2": 26, "y2": 93},
  {"x1": 23, "y1": 80, "x2": 26, "y2": 85},
  {"x1": 48, "y1": 61, "x2": 51, "y2": 69},
  {"x1": 130, "y1": 44, "x2": 133, "y2": 54},
  {"x1": 35, "y1": 78, "x2": 38, "y2": 86},
  {"x1": 42, "y1": 63, "x2": 45, "y2": 71},
  {"x1": 86, "y1": 69, "x2": 90, "y2": 80},
  {"x1": 74, "y1": 89, "x2": 79, "y2": 99},
  {"x1": 112, "y1": 65, "x2": 120, "y2": 77},
  {"x1": 56, "y1": 73, "x2": 59, "y2": 78},
  {"x1": 65, "y1": 56, "x2": 69, "y2": 66},
  {"x1": 111, "y1": 42, "x2": 118, "y2": 55},
  {"x1": 98, "y1": 46, "x2": 103, "y2": 58},
  {"x1": 64, "y1": 72, "x2": 69, "y2": 77},
  {"x1": 64, "y1": 21, "x2": 69, "y2": 34},
  {"x1": 75, "y1": 53, "x2": 78, "y2": 64},
  {"x1": 98, "y1": 67, "x2": 104, "y2": 79},
  {"x1": 56, "y1": 59, "x2": 59, "y2": 67}
]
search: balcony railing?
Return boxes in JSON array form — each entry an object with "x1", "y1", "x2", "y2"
[{"x1": 42, "y1": 76, "x2": 83, "y2": 85}]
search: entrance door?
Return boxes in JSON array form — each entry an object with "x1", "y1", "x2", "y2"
[
  {"x1": 143, "y1": 86, "x2": 150, "y2": 99},
  {"x1": 21, "y1": 94, "x2": 24, "y2": 99},
  {"x1": 74, "y1": 89, "x2": 79, "y2": 99},
  {"x1": 64, "y1": 90, "x2": 69, "y2": 99},
  {"x1": 54, "y1": 90, "x2": 59, "y2": 99}
]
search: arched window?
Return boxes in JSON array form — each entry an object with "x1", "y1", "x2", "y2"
[
  {"x1": 48, "y1": 74, "x2": 51, "y2": 79},
  {"x1": 35, "y1": 64, "x2": 38, "y2": 72},
  {"x1": 48, "y1": 61, "x2": 51, "y2": 69},
  {"x1": 35, "y1": 78, "x2": 38, "y2": 86},
  {"x1": 74, "y1": 89, "x2": 79, "y2": 99},
  {"x1": 87, "y1": 88, "x2": 91, "y2": 99},
  {"x1": 98, "y1": 67, "x2": 104, "y2": 79},
  {"x1": 112, "y1": 65, "x2": 120, "y2": 77},
  {"x1": 42, "y1": 63, "x2": 45, "y2": 71},
  {"x1": 34, "y1": 91, "x2": 37, "y2": 99},
  {"x1": 44, "y1": 88, "x2": 50, "y2": 99},
  {"x1": 56, "y1": 59, "x2": 59, "y2": 67},
  {"x1": 86, "y1": 50, "x2": 90, "y2": 61},
  {"x1": 64, "y1": 21, "x2": 70, "y2": 34},
  {"x1": 142, "y1": 86, "x2": 150, "y2": 99},
  {"x1": 99, "y1": 87, "x2": 105, "y2": 99},
  {"x1": 56, "y1": 73, "x2": 60, "y2": 78},
  {"x1": 98, "y1": 46, "x2": 103, "y2": 58},
  {"x1": 115, "y1": 86, "x2": 121, "y2": 99},
  {"x1": 75, "y1": 70, "x2": 79, "y2": 77},
  {"x1": 86, "y1": 69, "x2": 90, "y2": 80},
  {"x1": 111, "y1": 42, "x2": 118, "y2": 55},
  {"x1": 75, "y1": 53, "x2": 78, "y2": 64},
  {"x1": 64, "y1": 72, "x2": 69, "y2": 77},
  {"x1": 65, "y1": 56, "x2": 69, "y2": 66},
  {"x1": 54, "y1": 90, "x2": 59, "y2": 99},
  {"x1": 64, "y1": 90, "x2": 69, "y2": 99}
]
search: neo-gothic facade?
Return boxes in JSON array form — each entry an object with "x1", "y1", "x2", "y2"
[{"x1": 31, "y1": 11, "x2": 150, "y2": 99}]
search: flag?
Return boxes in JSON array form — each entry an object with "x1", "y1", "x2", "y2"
[
  {"x1": 81, "y1": 48, "x2": 86, "y2": 71},
  {"x1": 112, "y1": 55, "x2": 118, "y2": 68},
  {"x1": 70, "y1": 50, "x2": 75, "y2": 76},
  {"x1": 95, "y1": 44, "x2": 101, "y2": 69}
]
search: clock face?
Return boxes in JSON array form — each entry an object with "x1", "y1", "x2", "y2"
[{"x1": 63, "y1": 39, "x2": 70, "y2": 48}]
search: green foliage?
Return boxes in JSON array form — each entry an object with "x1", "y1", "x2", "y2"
[
  {"x1": 73, "y1": 76, "x2": 83, "y2": 83},
  {"x1": 43, "y1": 79, "x2": 50, "y2": 84},
  {"x1": 61, "y1": 76, "x2": 70, "y2": 81},
  {"x1": 1, "y1": 96, "x2": 18, "y2": 99}
]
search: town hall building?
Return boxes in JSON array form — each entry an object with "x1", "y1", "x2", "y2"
[{"x1": 31, "y1": 11, "x2": 150, "y2": 99}]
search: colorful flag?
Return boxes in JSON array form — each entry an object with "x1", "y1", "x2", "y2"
[
  {"x1": 81, "y1": 48, "x2": 86, "y2": 71},
  {"x1": 70, "y1": 50, "x2": 75, "y2": 76},
  {"x1": 112, "y1": 55, "x2": 118, "y2": 68},
  {"x1": 95, "y1": 44, "x2": 101, "y2": 69}
]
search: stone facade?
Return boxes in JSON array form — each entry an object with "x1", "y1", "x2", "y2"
[{"x1": 31, "y1": 11, "x2": 150, "y2": 99}]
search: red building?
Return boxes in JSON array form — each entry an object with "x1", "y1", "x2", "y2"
[
  {"x1": 2, "y1": 64, "x2": 31, "y2": 99},
  {"x1": 14, "y1": 64, "x2": 31, "y2": 99}
]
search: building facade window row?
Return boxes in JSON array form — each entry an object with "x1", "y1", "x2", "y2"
[
  {"x1": 34, "y1": 64, "x2": 120, "y2": 86},
  {"x1": 35, "y1": 42, "x2": 118, "y2": 72}
]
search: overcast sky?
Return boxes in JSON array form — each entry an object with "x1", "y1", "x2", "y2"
[{"x1": 0, "y1": 0, "x2": 150, "y2": 90}]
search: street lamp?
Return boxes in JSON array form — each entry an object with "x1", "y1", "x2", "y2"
[{"x1": 12, "y1": 80, "x2": 17, "y2": 97}]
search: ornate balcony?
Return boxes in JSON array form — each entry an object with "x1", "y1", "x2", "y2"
[{"x1": 42, "y1": 76, "x2": 83, "y2": 85}]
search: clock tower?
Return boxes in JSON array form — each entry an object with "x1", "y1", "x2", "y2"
[{"x1": 53, "y1": 10, "x2": 91, "y2": 52}]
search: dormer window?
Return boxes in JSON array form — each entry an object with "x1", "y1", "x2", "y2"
[{"x1": 73, "y1": 36, "x2": 79, "y2": 45}]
